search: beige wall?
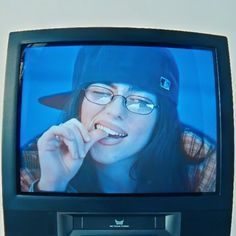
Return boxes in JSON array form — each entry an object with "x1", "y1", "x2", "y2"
[{"x1": 0, "y1": 0, "x2": 235, "y2": 235}]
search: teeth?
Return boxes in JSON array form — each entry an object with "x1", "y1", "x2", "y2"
[{"x1": 95, "y1": 124, "x2": 127, "y2": 138}]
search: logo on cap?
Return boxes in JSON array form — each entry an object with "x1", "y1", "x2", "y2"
[{"x1": 160, "y1": 76, "x2": 171, "y2": 91}]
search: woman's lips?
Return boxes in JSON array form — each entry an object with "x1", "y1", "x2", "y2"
[{"x1": 94, "y1": 122, "x2": 128, "y2": 139}]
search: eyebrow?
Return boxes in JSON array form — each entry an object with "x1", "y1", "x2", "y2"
[
  {"x1": 94, "y1": 83, "x2": 155, "y2": 99},
  {"x1": 95, "y1": 83, "x2": 156, "y2": 102},
  {"x1": 110, "y1": 83, "x2": 144, "y2": 93}
]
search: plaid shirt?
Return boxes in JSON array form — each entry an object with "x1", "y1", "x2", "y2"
[
  {"x1": 181, "y1": 129, "x2": 216, "y2": 192},
  {"x1": 20, "y1": 128, "x2": 216, "y2": 193}
]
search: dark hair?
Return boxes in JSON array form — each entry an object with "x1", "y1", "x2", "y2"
[{"x1": 133, "y1": 95, "x2": 189, "y2": 193}]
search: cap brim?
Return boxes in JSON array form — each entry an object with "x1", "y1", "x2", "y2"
[{"x1": 38, "y1": 92, "x2": 73, "y2": 110}]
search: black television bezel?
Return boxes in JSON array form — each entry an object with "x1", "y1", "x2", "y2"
[{"x1": 2, "y1": 27, "x2": 234, "y2": 214}]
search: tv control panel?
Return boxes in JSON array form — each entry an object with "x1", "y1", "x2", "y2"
[{"x1": 57, "y1": 213, "x2": 181, "y2": 236}]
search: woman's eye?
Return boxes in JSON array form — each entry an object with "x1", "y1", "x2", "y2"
[
  {"x1": 92, "y1": 90, "x2": 111, "y2": 97},
  {"x1": 89, "y1": 86, "x2": 112, "y2": 97},
  {"x1": 129, "y1": 97, "x2": 150, "y2": 106},
  {"x1": 86, "y1": 86, "x2": 113, "y2": 105},
  {"x1": 138, "y1": 100, "x2": 150, "y2": 108}
]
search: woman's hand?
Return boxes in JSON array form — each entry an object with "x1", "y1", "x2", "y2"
[{"x1": 37, "y1": 118, "x2": 107, "y2": 191}]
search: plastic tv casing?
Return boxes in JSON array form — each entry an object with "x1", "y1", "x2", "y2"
[{"x1": 1, "y1": 27, "x2": 234, "y2": 236}]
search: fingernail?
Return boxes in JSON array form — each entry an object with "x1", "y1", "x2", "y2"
[
  {"x1": 85, "y1": 135, "x2": 91, "y2": 142},
  {"x1": 80, "y1": 148, "x2": 86, "y2": 158},
  {"x1": 81, "y1": 152, "x2": 86, "y2": 158}
]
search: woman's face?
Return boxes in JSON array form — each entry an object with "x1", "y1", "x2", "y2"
[{"x1": 80, "y1": 83, "x2": 158, "y2": 164}]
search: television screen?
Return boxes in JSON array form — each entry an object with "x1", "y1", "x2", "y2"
[{"x1": 19, "y1": 44, "x2": 217, "y2": 194}]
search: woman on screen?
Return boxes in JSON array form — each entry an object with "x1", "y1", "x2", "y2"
[{"x1": 21, "y1": 45, "x2": 216, "y2": 193}]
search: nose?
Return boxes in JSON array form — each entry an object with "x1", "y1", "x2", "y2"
[{"x1": 104, "y1": 95, "x2": 127, "y2": 120}]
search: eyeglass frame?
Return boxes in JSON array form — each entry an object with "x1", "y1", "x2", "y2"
[{"x1": 82, "y1": 85, "x2": 159, "y2": 115}]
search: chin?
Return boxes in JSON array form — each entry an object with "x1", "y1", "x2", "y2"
[
  {"x1": 90, "y1": 151, "x2": 126, "y2": 165},
  {"x1": 91, "y1": 156, "x2": 118, "y2": 165}
]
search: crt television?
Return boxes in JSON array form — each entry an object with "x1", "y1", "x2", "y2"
[{"x1": 2, "y1": 27, "x2": 234, "y2": 236}]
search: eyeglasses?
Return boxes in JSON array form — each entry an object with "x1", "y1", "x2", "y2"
[{"x1": 83, "y1": 85, "x2": 158, "y2": 115}]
